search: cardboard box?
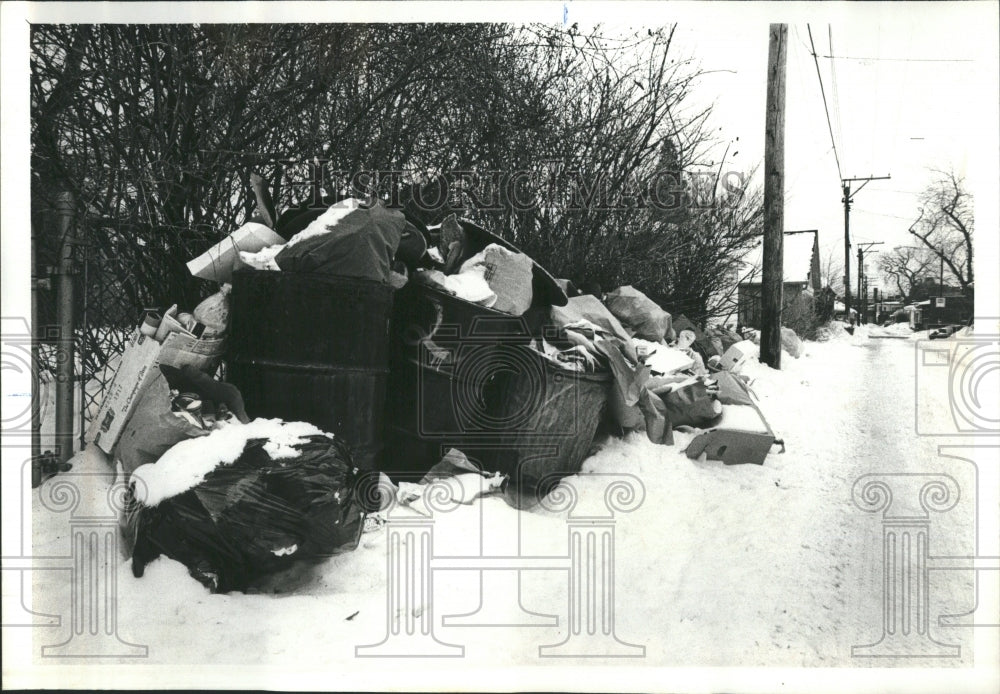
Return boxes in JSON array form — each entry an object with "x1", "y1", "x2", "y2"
[
  {"x1": 186, "y1": 222, "x2": 285, "y2": 284},
  {"x1": 85, "y1": 329, "x2": 226, "y2": 453},
  {"x1": 720, "y1": 340, "x2": 759, "y2": 372},
  {"x1": 685, "y1": 402, "x2": 779, "y2": 466}
]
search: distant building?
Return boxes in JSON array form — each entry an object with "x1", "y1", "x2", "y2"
[
  {"x1": 909, "y1": 293, "x2": 974, "y2": 330},
  {"x1": 910, "y1": 276, "x2": 964, "y2": 301},
  {"x1": 737, "y1": 230, "x2": 821, "y2": 330}
]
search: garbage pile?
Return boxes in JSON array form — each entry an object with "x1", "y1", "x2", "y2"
[
  {"x1": 546, "y1": 285, "x2": 781, "y2": 466},
  {"x1": 86, "y1": 185, "x2": 785, "y2": 592}
]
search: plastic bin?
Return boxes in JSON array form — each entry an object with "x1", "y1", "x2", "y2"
[
  {"x1": 381, "y1": 252, "x2": 568, "y2": 482},
  {"x1": 383, "y1": 281, "x2": 545, "y2": 478},
  {"x1": 389, "y1": 280, "x2": 545, "y2": 363}
]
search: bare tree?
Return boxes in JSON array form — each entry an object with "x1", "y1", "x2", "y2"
[
  {"x1": 819, "y1": 248, "x2": 844, "y2": 294},
  {"x1": 878, "y1": 246, "x2": 934, "y2": 301},
  {"x1": 642, "y1": 160, "x2": 764, "y2": 323},
  {"x1": 32, "y1": 23, "x2": 755, "y2": 336},
  {"x1": 907, "y1": 169, "x2": 974, "y2": 291},
  {"x1": 32, "y1": 25, "x2": 368, "y2": 309}
]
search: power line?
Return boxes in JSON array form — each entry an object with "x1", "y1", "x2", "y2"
[
  {"x1": 828, "y1": 26, "x2": 846, "y2": 172},
  {"x1": 864, "y1": 188, "x2": 922, "y2": 195},
  {"x1": 792, "y1": 25, "x2": 813, "y2": 55},
  {"x1": 822, "y1": 54, "x2": 974, "y2": 63},
  {"x1": 841, "y1": 175, "x2": 891, "y2": 318},
  {"x1": 806, "y1": 24, "x2": 843, "y2": 181},
  {"x1": 854, "y1": 208, "x2": 913, "y2": 221}
]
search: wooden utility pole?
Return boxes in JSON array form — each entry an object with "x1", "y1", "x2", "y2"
[
  {"x1": 841, "y1": 175, "x2": 890, "y2": 320},
  {"x1": 843, "y1": 183, "x2": 852, "y2": 317},
  {"x1": 857, "y1": 246, "x2": 863, "y2": 319},
  {"x1": 761, "y1": 24, "x2": 787, "y2": 369},
  {"x1": 857, "y1": 241, "x2": 883, "y2": 325}
]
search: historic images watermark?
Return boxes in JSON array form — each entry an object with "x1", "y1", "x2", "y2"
[
  {"x1": 2, "y1": 316, "x2": 54, "y2": 446},
  {"x1": 354, "y1": 472, "x2": 647, "y2": 659},
  {"x1": 914, "y1": 320, "x2": 1000, "y2": 436},
  {"x1": 1, "y1": 316, "x2": 148, "y2": 659},
  {"x1": 271, "y1": 159, "x2": 749, "y2": 214},
  {"x1": 852, "y1": 319, "x2": 1000, "y2": 659},
  {"x1": 356, "y1": 312, "x2": 646, "y2": 658},
  {"x1": 12, "y1": 470, "x2": 148, "y2": 659},
  {"x1": 851, "y1": 472, "x2": 963, "y2": 658}
]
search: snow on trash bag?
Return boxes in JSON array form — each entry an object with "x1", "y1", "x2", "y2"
[
  {"x1": 115, "y1": 368, "x2": 208, "y2": 479},
  {"x1": 116, "y1": 364, "x2": 251, "y2": 480},
  {"x1": 270, "y1": 199, "x2": 406, "y2": 282},
  {"x1": 124, "y1": 419, "x2": 365, "y2": 593}
]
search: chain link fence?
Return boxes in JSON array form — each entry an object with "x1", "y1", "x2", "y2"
[{"x1": 33, "y1": 212, "x2": 217, "y2": 454}]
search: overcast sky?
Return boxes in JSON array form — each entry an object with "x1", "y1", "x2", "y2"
[{"x1": 667, "y1": 6, "x2": 990, "y2": 287}]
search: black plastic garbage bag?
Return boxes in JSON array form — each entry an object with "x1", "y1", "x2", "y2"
[
  {"x1": 275, "y1": 201, "x2": 405, "y2": 282},
  {"x1": 126, "y1": 433, "x2": 365, "y2": 593}
]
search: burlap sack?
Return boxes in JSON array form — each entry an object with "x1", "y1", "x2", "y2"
[{"x1": 459, "y1": 243, "x2": 533, "y2": 315}]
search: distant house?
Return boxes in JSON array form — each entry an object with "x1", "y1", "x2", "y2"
[
  {"x1": 737, "y1": 230, "x2": 821, "y2": 330},
  {"x1": 909, "y1": 276, "x2": 965, "y2": 301}
]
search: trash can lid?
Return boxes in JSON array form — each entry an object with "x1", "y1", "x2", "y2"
[{"x1": 459, "y1": 219, "x2": 568, "y2": 307}]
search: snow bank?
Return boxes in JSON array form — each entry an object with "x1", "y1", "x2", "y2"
[
  {"x1": 813, "y1": 320, "x2": 873, "y2": 346},
  {"x1": 874, "y1": 322, "x2": 916, "y2": 337},
  {"x1": 132, "y1": 418, "x2": 325, "y2": 507}
]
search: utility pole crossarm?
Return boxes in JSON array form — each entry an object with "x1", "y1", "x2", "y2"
[
  {"x1": 840, "y1": 176, "x2": 890, "y2": 318},
  {"x1": 846, "y1": 175, "x2": 891, "y2": 199},
  {"x1": 843, "y1": 174, "x2": 891, "y2": 192}
]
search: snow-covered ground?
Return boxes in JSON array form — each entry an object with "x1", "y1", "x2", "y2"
[
  {"x1": 11, "y1": 322, "x2": 997, "y2": 688},
  {"x1": 867, "y1": 321, "x2": 923, "y2": 339}
]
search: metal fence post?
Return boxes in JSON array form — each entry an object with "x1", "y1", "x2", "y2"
[{"x1": 54, "y1": 191, "x2": 77, "y2": 464}]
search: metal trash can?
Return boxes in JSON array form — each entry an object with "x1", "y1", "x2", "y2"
[
  {"x1": 383, "y1": 282, "x2": 608, "y2": 494},
  {"x1": 228, "y1": 269, "x2": 393, "y2": 470},
  {"x1": 382, "y1": 281, "x2": 539, "y2": 478},
  {"x1": 474, "y1": 345, "x2": 610, "y2": 505}
]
